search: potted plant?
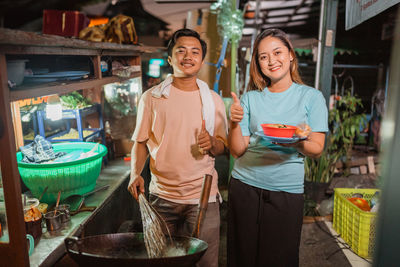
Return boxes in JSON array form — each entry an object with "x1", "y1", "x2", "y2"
[{"x1": 304, "y1": 93, "x2": 366, "y2": 216}]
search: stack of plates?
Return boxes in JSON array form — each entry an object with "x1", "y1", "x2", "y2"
[
  {"x1": 24, "y1": 71, "x2": 89, "y2": 83},
  {"x1": 254, "y1": 131, "x2": 307, "y2": 144}
]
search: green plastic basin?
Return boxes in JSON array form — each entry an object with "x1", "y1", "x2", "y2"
[{"x1": 17, "y1": 142, "x2": 107, "y2": 205}]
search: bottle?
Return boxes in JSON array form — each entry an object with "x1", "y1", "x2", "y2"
[
  {"x1": 370, "y1": 203, "x2": 379, "y2": 213},
  {"x1": 370, "y1": 191, "x2": 379, "y2": 211},
  {"x1": 100, "y1": 61, "x2": 108, "y2": 73}
]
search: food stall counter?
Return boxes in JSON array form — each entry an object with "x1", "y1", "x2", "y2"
[{"x1": 28, "y1": 159, "x2": 131, "y2": 267}]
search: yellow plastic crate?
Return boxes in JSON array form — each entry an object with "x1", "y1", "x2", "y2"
[{"x1": 333, "y1": 188, "x2": 379, "y2": 259}]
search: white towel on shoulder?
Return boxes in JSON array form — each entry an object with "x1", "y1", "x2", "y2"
[{"x1": 151, "y1": 75, "x2": 216, "y2": 136}]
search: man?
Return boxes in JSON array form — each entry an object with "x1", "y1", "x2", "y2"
[{"x1": 128, "y1": 28, "x2": 228, "y2": 267}]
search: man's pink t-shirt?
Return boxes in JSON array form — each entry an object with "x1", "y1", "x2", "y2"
[{"x1": 132, "y1": 85, "x2": 228, "y2": 204}]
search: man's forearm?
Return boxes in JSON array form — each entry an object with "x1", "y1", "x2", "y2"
[{"x1": 130, "y1": 141, "x2": 149, "y2": 178}]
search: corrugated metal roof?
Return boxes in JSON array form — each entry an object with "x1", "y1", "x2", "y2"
[{"x1": 242, "y1": 0, "x2": 322, "y2": 35}]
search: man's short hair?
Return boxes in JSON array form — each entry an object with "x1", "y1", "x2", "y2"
[{"x1": 167, "y1": 29, "x2": 207, "y2": 60}]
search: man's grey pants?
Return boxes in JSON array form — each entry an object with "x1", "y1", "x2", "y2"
[{"x1": 149, "y1": 194, "x2": 220, "y2": 267}]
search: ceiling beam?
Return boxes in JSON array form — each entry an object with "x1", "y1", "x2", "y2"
[
  {"x1": 264, "y1": 6, "x2": 320, "y2": 18},
  {"x1": 154, "y1": 0, "x2": 215, "y2": 2},
  {"x1": 246, "y1": 0, "x2": 318, "y2": 10},
  {"x1": 244, "y1": 13, "x2": 319, "y2": 27},
  {"x1": 287, "y1": 0, "x2": 308, "y2": 23},
  {"x1": 264, "y1": 14, "x2": 312, "y2": 23}
]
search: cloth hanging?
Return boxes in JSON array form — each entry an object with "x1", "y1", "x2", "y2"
[
  {"x1": 151, "y1": 75, "x2": 216, "y2": 136},
  {"x1": 20, "y1": 135, "x2": 66, "y2": 163}
]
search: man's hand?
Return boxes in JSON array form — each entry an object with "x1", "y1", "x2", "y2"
[
  {"x1": 230, "y1": 92, "x2": 244, "y2": 123},
  {"x1": 198, "y1": 120, "x2": 213, "y2": 155},
  {"x1": 128, "y1": 175, "x2": 145, "y2": 200}
]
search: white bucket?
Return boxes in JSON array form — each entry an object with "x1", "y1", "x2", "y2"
[{"x1": 7, "y1": 59, "x2": 28, "y2": 86}]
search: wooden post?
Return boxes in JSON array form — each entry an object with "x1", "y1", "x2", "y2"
[
  {"x1": 374, "y1": 7, "x2": 400, "y2": 265},
  {"x1": 83, "y1": 55, "x2": 103, "y2": 128},
  {"x1": 230, "y1": 0, "x2": 237, "y2": 94},
  {"x1": 316, "y1": 0, "x2": 338, "y2": 107},
  {"x1": 0, "y1": 53, "x2": 30, "y2": 266},
  {"x1": 84, "y1": 55, "x2": 103, "y2": 104},
  {"x1": 10, "y1": 101, "x2": 24, "y2": 149}
]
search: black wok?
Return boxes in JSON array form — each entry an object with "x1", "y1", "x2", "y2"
[{"x1": 65, "y1": 232, "x2": 208, "y2": 267}]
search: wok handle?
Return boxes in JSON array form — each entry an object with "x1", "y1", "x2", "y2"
[
  {"x1": 65, "y1": 236, "x2": 83, "y2": 254},
  {"x1": 192, "y1": 174, "x2": 213, "y2": 238},
  {"x1": 70, "y1": 206, "x2": 96, "y2": 216},
  {"x1": 82, "y1": 185, "x2": 109, "y2": 198}
]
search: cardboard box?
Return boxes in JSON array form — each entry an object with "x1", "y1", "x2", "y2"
[{"x1": 42, "y1": 10, "x2": 89, "y2": 37}]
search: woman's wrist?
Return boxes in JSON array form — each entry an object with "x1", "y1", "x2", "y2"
[
  {"x1": 295, "y1": 141, "x2": 305, "y2": 155},
  {"x1": 230, "y1": 121, "x2": 240, "y2": 129}
]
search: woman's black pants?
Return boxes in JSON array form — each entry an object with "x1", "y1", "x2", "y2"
[{"x1": 227, "y1": 178, "x2": 304, "y2": 267}]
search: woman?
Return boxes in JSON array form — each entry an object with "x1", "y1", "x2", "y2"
[{"x1": 228, "y1": 28, "x2": 328, "y2": 267}]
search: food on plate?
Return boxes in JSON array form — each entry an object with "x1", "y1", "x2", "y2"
[
  {"x1": 269, "y1": 124, "x2": 288, "y2": 128},
  {"x1": 261, "y1": 123, "x2": 297, "y2": 138},
  {"x1": 295, "y1": 123, "x2": 311, "y2": 138}
]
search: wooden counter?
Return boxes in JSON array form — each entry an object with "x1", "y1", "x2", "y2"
[
  {"x1": 0, "y1": 28, "x2": 157, "y2": 266},
  {"x1": 29, "y1": 159, "x2": 132, "y2": 267}
]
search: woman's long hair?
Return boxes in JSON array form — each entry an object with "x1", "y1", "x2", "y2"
[{"x1": 247, "y1": 28, "x2": 303, "y2": 91}]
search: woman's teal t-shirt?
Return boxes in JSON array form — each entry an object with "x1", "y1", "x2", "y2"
[{"x1": 231, "y1": 82, "x2": 329, "y2": 194}]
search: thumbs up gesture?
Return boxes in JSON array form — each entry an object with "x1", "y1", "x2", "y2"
[
  {"x1": 198, "y1": 120, "x2": 212, "y2": 155},
  {"x1": 230, "y1": 92, "x2": 244, "y2": 123}
]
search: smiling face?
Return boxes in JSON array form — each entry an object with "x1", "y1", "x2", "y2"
[
  {"x1": 257, "y1": 36, "x2": 294, "y2": 86},
  {"x1": 168, "y1": 36, "x2": 204, "y2": 78}
]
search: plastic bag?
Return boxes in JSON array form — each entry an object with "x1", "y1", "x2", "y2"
[
  {"x1": 317, "y1": 196, "x2": 334, "y2": 216},
  {"x1": 295, "y1": 123, "x2": 311, "y2": 138}
]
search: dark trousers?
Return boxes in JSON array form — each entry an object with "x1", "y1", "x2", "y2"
[
  {"x1": 149, "y1": 194, "x2": 220, "y2": 267},
  {"x1": 227, "y1": 178, "x2": 304, "y2": 267}
]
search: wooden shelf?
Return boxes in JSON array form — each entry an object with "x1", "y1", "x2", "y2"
[
  {"x1": 9, "y1": 72, "x2": 141, "y2": 101},
  {"x1": 0, "y1": 28, "x2": 158, "y2": 56},
  {"x1": 0, "y1": 27, "x2": 154, "y2": 265}
]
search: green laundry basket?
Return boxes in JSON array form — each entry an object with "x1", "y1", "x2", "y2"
[{"x1": 17, "y1": 142, "x2": 107, "y2": 205}]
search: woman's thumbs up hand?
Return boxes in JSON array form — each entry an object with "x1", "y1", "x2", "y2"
[{"x1": 230, "y1": 92, "x2": 244, "y2": 123}]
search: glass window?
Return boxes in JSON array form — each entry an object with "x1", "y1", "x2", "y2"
[{"x1": 103, "y1": 78, "x2": 142, "y2": 141}]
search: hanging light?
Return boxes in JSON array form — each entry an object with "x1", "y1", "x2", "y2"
[{"x1": 46, "y1": 95, "x2": 62, "y2": 121}]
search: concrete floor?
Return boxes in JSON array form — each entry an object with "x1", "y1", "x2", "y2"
[
  {"x1": 299, "y1": 223, "x2": 352, "y2": 267},
  {"x1": 215, "y1": 154, "x2": 375, "y2": 267},
  {"x1": 218, "y1": 188, "x2": 353, "y2": 267}
]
